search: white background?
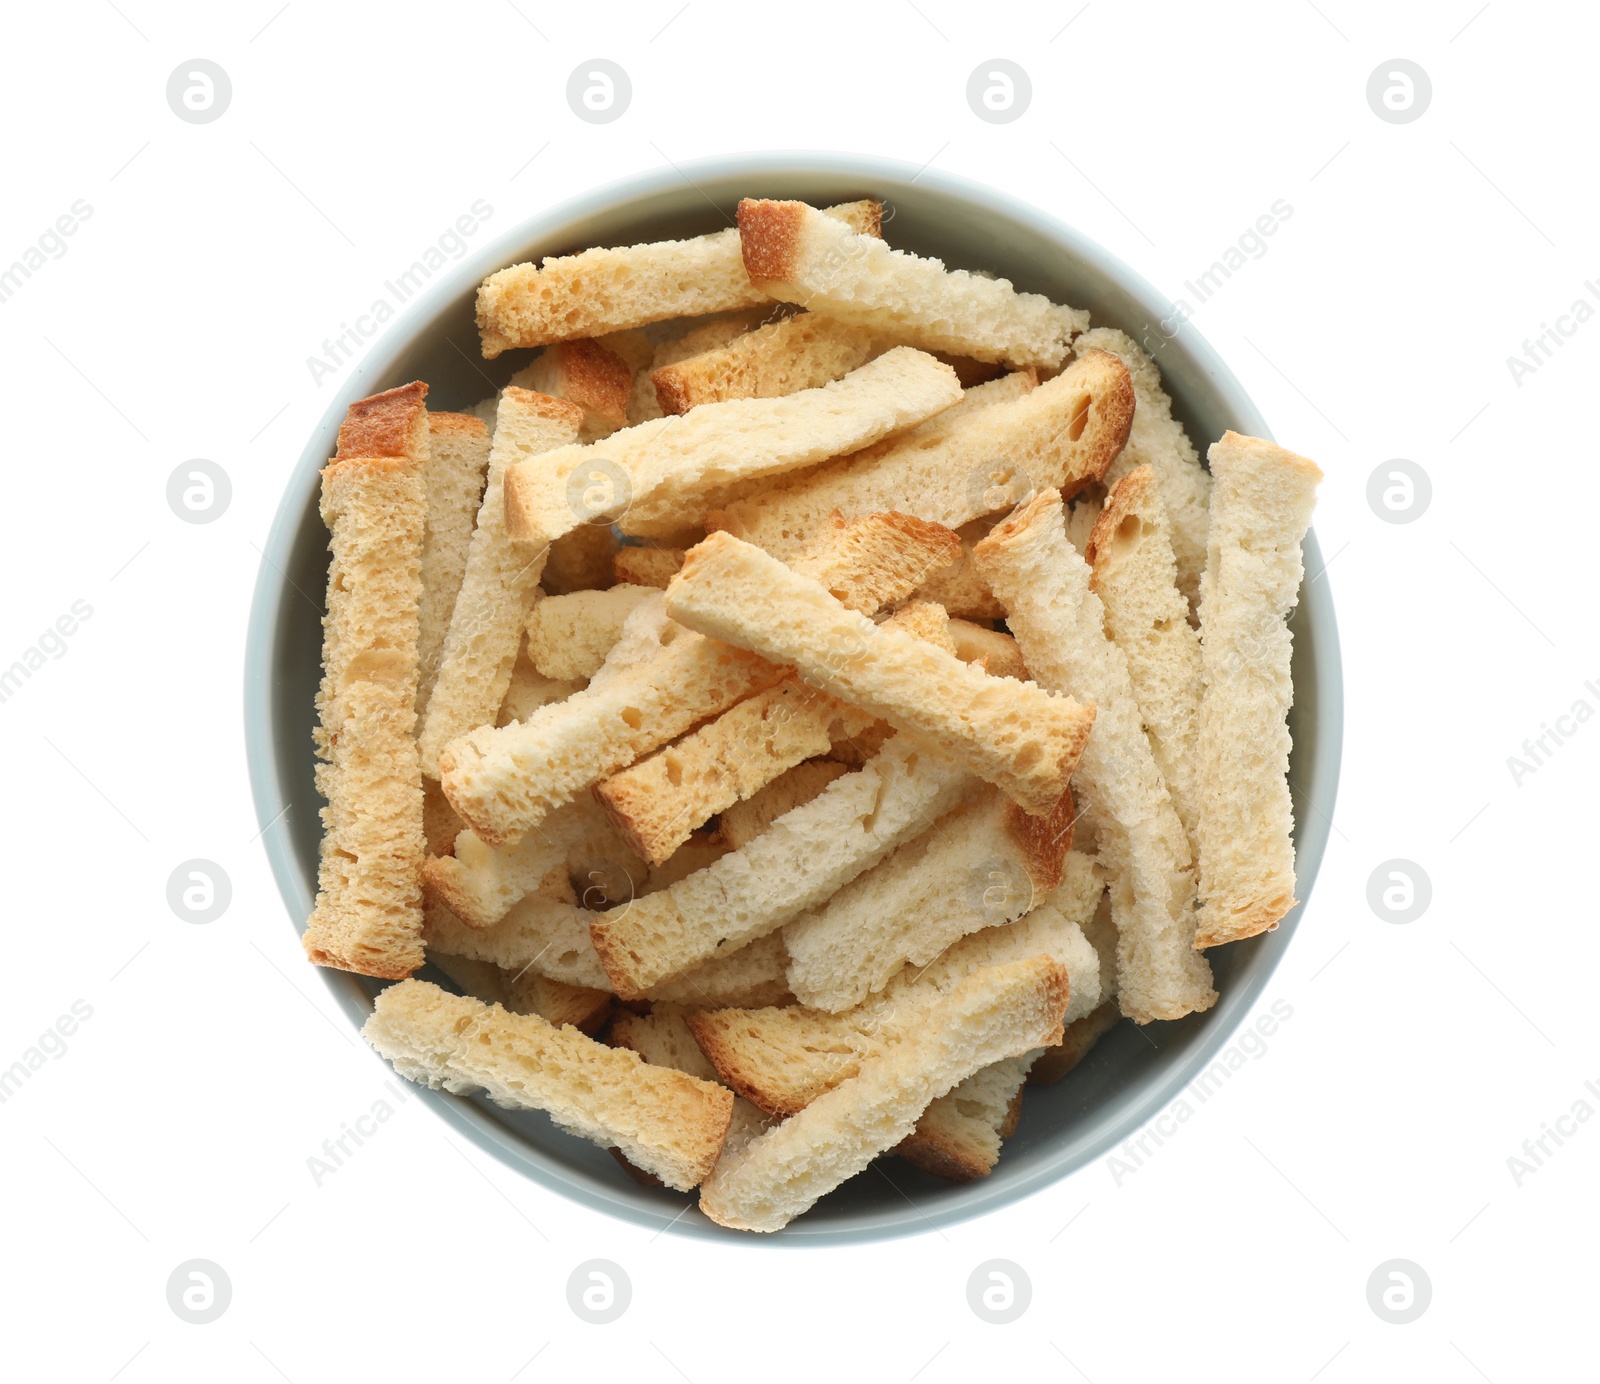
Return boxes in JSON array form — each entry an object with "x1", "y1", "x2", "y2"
[{"x1": 1, "y1": 1, "x2": 1594, "y2": 1379}]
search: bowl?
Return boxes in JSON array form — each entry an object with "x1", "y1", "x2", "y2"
[{"x1": 244, "y1": 152, "x2": 1342, "y2": 1243}]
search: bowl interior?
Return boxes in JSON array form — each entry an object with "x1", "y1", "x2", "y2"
[{"x1": 245, "y1": 154, "x2": 1342, "y2": 1243}]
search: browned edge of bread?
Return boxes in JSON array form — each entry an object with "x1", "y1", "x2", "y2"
[
  {"x1": 976, "y1": 486, "x2": 1056, "y2": 553},
  {"x1": 1063, "y1": 349, "x2": 1136, "y2": 500},
  {"x1": 555, "y1": 339, "x2": 634, "y2": 425},
  {"x1": 1003, "y1": 785, "x2": 1077, "y2": 893},
  {"x1": 320, "y1": 453, "x2": 423, "y2": 491},
  {"x1": 898, "y1": 1125, "x2": 997, "y2": 1183},
  {"x1": 1082, "y1": 463, "x2": 1153, "y2": 571},
  {"x1": 1195, "y1": 893, "x2": 1297, "y2": 950},
  {"x1": 680, "y1": 1011, "x2": 816, "y2": 1119},
  {"x1": 336, "y1": 380, "x2": 429, "y2": 459},
  {"x1": 427, "y1": 411, "x2": 490, "y2": 437},
  {"x1": 612, "y1": 546, "x2": 686, "y2": 588},
  {"x1": 501, "y1": 384, "x2": 589, "y2": 428},
  {"x1": 735, "y1": 199, "x2": 809, "y2": 283},
  {"x1": 651, "y1": 367, "x2": 695, "y2": 419}
]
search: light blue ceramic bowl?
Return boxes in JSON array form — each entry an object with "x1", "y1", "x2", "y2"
[{"x1": 244, "y1": 153, "x2": 1342, "y2": 1243}]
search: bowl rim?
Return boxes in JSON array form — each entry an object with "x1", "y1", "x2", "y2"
[{"x1": 244, "y1": 149, "x2": 1343, "y2": 1245}]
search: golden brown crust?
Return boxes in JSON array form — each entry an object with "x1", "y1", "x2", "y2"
[
  {"x1": 1038, "y1": 967, "x2": 1071, "y2": 1046},
  {"x1": 733, "y1": 200, "x2": 882, "y2": 285},
  {"x1": 427, "y1": 411, "x2": 489, "y2": 436},
  {"x1": 320, "y1": 452, "x2": 419, "y2": 488},
  {"x1": 875, "y1": 512, "x2": 962, "y2": 562},
  {"x1": 793, "y1": 511, "x2": 962, "y2": 615},
  {"x1": 896, "y1": 1126, "x2": 994, "y2": 1182},
  {"x1": 519, "y1": 975, "x2": 613, "y2": 1035},
  {"x1": 308, "y1": 427, "x2": 428, "y2": 979},
  {"x1": 308, "y1": 956, "x2": 416, "y2": 980},
  {"x1": 650, "y1": 367, "x2": 694, "y2": 417},
  {"x1": 736, "y1": 199, "x2": 807, "y2": 283},
  {"x1": 668, "y1": 527, "x2": 1092, "y2": 818},
  {"x1": 364, "y1": 981, "x2": 732, "y2": 1187},
  {"x1": 612, "y1": 546, "x2": 686, "y2": 589},
  {"x1": 440, "y1": 629, "x2": 786, "y2": 850},
  {"x1": 1193, "y1": 891, "x2": 1297, "y2": 949},
  {"x1": 335, "y1": 381, "x2": 428, "y2": 458},
  {"x1": 586, "y1": 925, "x2": 644, "y2": 1004},
  {"x1": 681, "y1": 1011, "x2": 838, "y2": 1118},
  {"x1": 499, "y1": 385, "x2": 588, "y2": 429},
  {"x1": 548, "y1": 339, "x2": 634, "y2": 427},
  {"x1": 1083, "y1": 463, "x2": 1155, "y2": 570},
  {"x1": 591, "y1": 776, "x2": 663, "y2": 865},
  {"x1": 598, "y1": 677, "x2": 822, "y2": 853},
  {"x1": 978, "y1": 486, "x2": 1057, "y2": 551},
  {"x1": 648, "y1": 312, "x2": 880, "y2": 416},
  {"x1": 1214, "y1": 429, "x2": 1326, "y2": 484},
  {"x1": 419, "y1": 854, "x2": 484, "y2": 927},
  {"x1": 1003, "y1": 785, "x2": 1076, "y2": 893},
  {"x1": 304, "y1": 942, "x2": 417, "y2": 981},
  {"x1": 1060, "y1": 349, "x2": 1136, "y2": 499}
]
